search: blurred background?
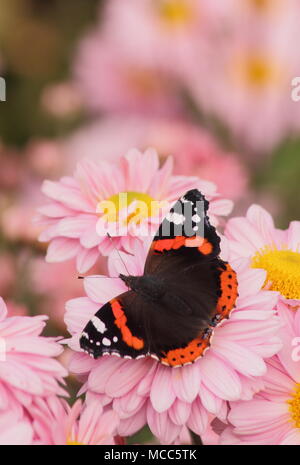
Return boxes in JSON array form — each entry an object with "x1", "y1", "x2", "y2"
[{"x1": 0, "y1": 0, "x2": 300, "y2": 337}]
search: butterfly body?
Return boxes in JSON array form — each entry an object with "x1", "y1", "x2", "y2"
[
  {"x1": 80, "y1": 189, "x2": 238, "y2": 367},
  {"x1": 119, "y1": 274, "x2": 166, "y2": 302}
]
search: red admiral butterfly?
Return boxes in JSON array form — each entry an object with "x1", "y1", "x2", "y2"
[{"x1": 80, "y1": 189, "x2": 238, "y2": 367}]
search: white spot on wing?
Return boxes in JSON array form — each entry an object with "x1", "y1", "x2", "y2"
[
  {"x1": 92, "y1": 316, "x2": 107, "y2": 334},
  {"x1": 192, "y1": 214, "x2": 201, "y2": 223},
  {"x1": 166, "y1": 212, "x2": 185, "y2": 225},
  {"x1": 102, "y1": 337, "x2": 111, "y2": 346}
]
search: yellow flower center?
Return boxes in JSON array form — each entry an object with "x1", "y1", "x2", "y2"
[
  {"x1": 232, "y1": 54, "x2": 280, "y2": 89},
  {"x1": 251, "y1": 247, "x2": 300, "y2": 300},
  {"x1": 246, "y1": 57, "x2": 273, "y2": 86},
  {"x1": 288, "y1": 383, "x2": 300, "y2": 428},
  {"x1": 157, "y1": 0, "x2": 193, "y2": 26},
  {"x1": 249, "y1": 0, "x2": 271, "y2": 11},
  {"x1": 67, "y1": 440, "x2": 83, "y2": 445},
  {"x1": 98, "y1": 191, "x2": 164, "y2": 225}
]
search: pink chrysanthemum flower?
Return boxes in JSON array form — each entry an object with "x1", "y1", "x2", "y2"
[
  {"x1": 65, "y1": 239, "x2": 281, "y2": 444},
  {"x1": 74, "y1": 28, "x2": 182, "y2": 117},
  {"x1": 221, "y1": 302, "x2": 300, "y2": 445},
  {"x1": 38, "y1": 148, "x2": 233, "y2": 273},
  {"x1": 0, "y1": 297, "x2": 67, "y2": 414},
  {"x1": 225, "y1": 204, "x2": 300, "y2": 307},
  {"x1": 31, "y1": 396, "x2": 119, "y2": 445}
]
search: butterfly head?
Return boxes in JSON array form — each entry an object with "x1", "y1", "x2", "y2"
[{"x1": 119, "y1": 273, "x2": 166, "y2": 302}]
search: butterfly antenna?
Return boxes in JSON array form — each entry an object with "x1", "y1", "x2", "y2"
[
  {"x1": 77, "y1": 276, "x2": 120, "y2": 279},
  {"x1": 106, "y1": 233, "x2": 131, "y2": 277}
]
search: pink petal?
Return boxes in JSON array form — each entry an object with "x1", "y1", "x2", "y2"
[
  {"x1": 280, "y1": 428, "x2": 300, "y2": 445},
  {"x1": 37, "y1": 202, "x2": 75, "y2": 218},
  {"x1": 42, "y1": 179, "x2": 93, "y2": 212},
  {"x1": 0, "y1": 421, "x2": 33, "y2": 445},
  {"x1": 83, "y1": 275, "x2": 124, "y2": 304},
  {"x1": 171, "y1": 364, "x2": 201, "y2": 403},
  {"x1": 80, "y1": 225, "x2": 104, "y2": 248},
  {"x1": 65, "y1": 297, "x2": 99, "y2": 334},
  {"x1": 76, "y1": 247, "x2": 99, "y2": 273},
  {"x1": 0, "y1": 359, "x2": 44, "y2": 395},
  {"x1": 118, "y1": 405, "x2": 147, "y2": 437},
  {"x1": 211, "y1": 340, "x2": 266, "y2": 377},
  {"x1": 106, "y1": 358, "x2": 153, "y2": 397},
  {"x1": 46, "y1": 238, "x2": 80, "y2": 263},
  {"x1": 147, "y1": 404, "x2": 182, "y2": 444},
  {"x1": 200, "y1": 352, "x2": 242, "y2": 401},
  {"x1": 149, "y1": 156, "x2": 173, "y2": 199},
  {"x1": 210, "y1": 198, "x2": 233, "y2": 217},
  {"x1": 0, "y1": 298, "x2": 8, "y2": 321},
  {"x1": 168, "y1": 399, "x2": 191, "y2": 426},
  {"x1": 225, "y1": 217, "x2": 265, "y2": 254},
  {"x1": 69, "y1": 352, "x2": 98, "y2": 374},
  {"x1": 287, "y1": 221, "x2": 300, "y2": 252},
  {"x1": 150, "y1": 366, "x2": 176, "y2": 413},
  {"x1": 57, "y1": 215, "x2": 96, "y2": 238},
  {"x1": 246, "y1": 205, "x2": 275, "y2": 244},
  {"x1": 113, "y1": 390, "x2": 146, "y2": 419},
  {"x1": 229, "y1": 400, "x2": 288, "y2": 432},
  {"x1": 236, "y1": 267, "x2": 267, "y2": 299},
  {"x1": 198, "y1": 384, "x2": 222, "y2": 415},
  {"x1": 88, "y1": 357, "x2": 124, "y2": 393},
  {"x1": 187, "y1": 397, "x2": 208, "y2": 435}
]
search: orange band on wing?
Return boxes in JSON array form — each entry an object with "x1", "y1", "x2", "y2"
[
  {"x1": 197, "y1": 238, "x2": 213, "y2": 255},
  {"x1": 111, "y1": 299, "x2": 144, "y2": 350},
  {"x1": 152, "y1": 236, "x2": 186, "y2": 252},
  {"x1": 160, "y1": 336, "x2": 210, "y2": 367},
  {"x1": 216, "y1": 263, "x2": 238, "y2": 318},
  {"x1": 152, "y1": 236, "x2": 213, "y2": 255}
]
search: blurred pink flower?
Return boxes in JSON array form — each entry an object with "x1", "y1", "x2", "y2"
[
  {"x1": 0, "y1": 253, "x2": 15, "y2": 297},
  {"x1": 1, "y1": 203, "x2": 43, "y2": 243},
  {"x1": 185, "y1": 0, "x2": 300, "y2": 153},
  {"x1": 0, "y1": 146, "x2": 25, "y2": 190},
  {"x1": 30, "y1": 257, "x2": 106, "y2": 328},
  {"x1": 0, "y1": 297, "x2": 67, "y2": 414},
  {"x1": 1, "y1": 180, "x2": 46, "y2": 245},
  {"x1": 74, "y1": 29, "x2": 181, "y2": 117},
  {"x1": 221, "y1": 302, "x2": 300, "y2": 445},
  {"x1": 101, "y1": 0, "x2": 224, "y2": 81},
  {"x1": 26, "y1": 139, "x2": 65, "y2": 179},
  {"x1": 41, "y1": 81, "x2": 82, "y2": 118},
  {"x1": 38, "y1": 148, "x2": 233, "y2": 273},
  {"x1": 31, "y1": 396, "x2": 118, "y2": 445},
  {"x1": 5, "y1": 301, "x2": 28, "y2": 317},
  {"x1": 65, "y1": 117, "x2": 248, "y2": 200},
  {"x1": 65, "y1": 239, "x2": 281, "y2": 444},
  {"x1": 225, "y1": 204, "x2": 300, "y2": 307}
]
